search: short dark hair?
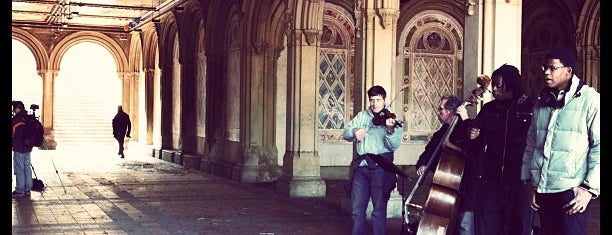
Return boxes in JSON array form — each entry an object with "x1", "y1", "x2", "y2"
[
  {"x1": 367, "y1": 85, "x2": 387, "y2": 99},
  {"x1": 546, "y1": 48, "x2": 576, "y2": 68},
  {"x1": 441, "y1": 94, "x2": 462, "y2": 112},
  {"x1": 12, "y1": 100, "x2": 25, "y2": 110},
  {"x1": 491, "y1": 64, "x2": 523, "y2": 97}
]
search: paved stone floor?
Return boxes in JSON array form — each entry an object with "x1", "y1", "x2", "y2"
[{"x1": 11, "y1": 143, "x2": 600, "y2": 234}]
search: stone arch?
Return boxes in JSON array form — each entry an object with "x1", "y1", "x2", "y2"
[
  {"x1": 128, "y1": 32, "x2": 143, "y2": 73},
  {"x1": 521, "y1": 0, "x2": 576, "y2": 97},
  {"x1": 48, "y1": 31, "x2": 128, "y2": 73},
  {"x1": 156, "y1": 15, "x2": 179, "y2": 67},
  {"x1": 177, "y1": 0, "x2": 205, "y2": 63},
  {"x1": 399, "y1": 10, "x2": 464, "y2": 140},
  {"x1": 11, "y1": 28, "x2": 49, "y2": 72},
  {"x1": 397, "y1": 0, "x2": 465, "y2": 37},
  {"x1": 576, "y1": 0, "x2": 599, "y2": 91}
]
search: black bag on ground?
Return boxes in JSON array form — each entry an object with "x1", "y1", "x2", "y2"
[
  {"x1": 31, "y1": 165, "x2": 45, "y2": 191},
  {"x1": 32, "y1": 178, "x2": 45, "y2": 191}
]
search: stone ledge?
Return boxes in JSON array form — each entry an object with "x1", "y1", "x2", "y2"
[{"x1": 182, "y1": 154, "x2": 202, "y2": 170}]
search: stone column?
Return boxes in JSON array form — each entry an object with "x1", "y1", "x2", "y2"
[
  {"x1": 38, "y1": 69, "x2": 57, "y2": 150},
  {"x1": 179, "y1": 57, "x2": 198, "y2": 153},
  {"x1": 462, "y1": 0, "x2": 484, "y2": 116},
  {"x1": 239, "y1": 42, "x2": 285, "y2": 183},
  {"x1": 144, "y1": 69, "x2": 155, "y2": 145},
  {"x1": 343, "y1": 0, "x2": 403, "y2": 218},
  {"x1": 354, "y1": 0, "x2": 400, "y2": 104},
  {"x1": 130, "y1": 71, "x2": 140, "y2": 141},
  {"x1": 160, "y1": 62, "x2": 174, "y2": 149},
  {"x1": 481, "y1": 0, "x2": 522, "y2": 77},
  {"x1": 240, "y1": 41, "x2": 267, "y2": 183},
  {"x1": 277, "y1": 0, "x2": 326, "y2": 197}
]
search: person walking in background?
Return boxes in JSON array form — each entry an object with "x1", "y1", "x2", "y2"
[
  {"x1": 112, "y1": 105, "x2": 131, "y2": 159},
  {"x1": 464, "y1": 64, "x2": 535, "y2": 235},
  {"x1": 342, "y1": 85, "x2": 403, "y2": 235},
  {"x1": 11, "y1": 100, "x2": 33, "y2": 198},
  {"x1": 521, "y1": 48, "x2": 600, "y2": 235}
]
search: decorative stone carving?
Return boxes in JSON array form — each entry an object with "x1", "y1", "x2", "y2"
[
  {"x1": 302, "y1": 29, "x2": 320, "y2": 46},
  {"x1": 253, "y1": 41, "x2": 269, "y2": 55},
  {"x1": 378, "y1": 9, "x2": 398, "y2": 29}
]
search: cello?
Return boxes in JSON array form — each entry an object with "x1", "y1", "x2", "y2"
[{"x1": 402, "y1": 74, "x2": 491, "y2": 235}]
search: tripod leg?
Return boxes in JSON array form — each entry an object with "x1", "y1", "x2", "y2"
[{"x1": 49, "y1": 156, "x2": 66, "y2": 193}]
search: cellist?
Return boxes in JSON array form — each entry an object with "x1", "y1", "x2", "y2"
[{"x1": 413, "y1": 94, "x2": 474, "y2": 234}]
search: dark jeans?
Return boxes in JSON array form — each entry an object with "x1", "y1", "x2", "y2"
[
  {"x1": 536, "y1": 189, "x2": 590, "y2": 235},
  {"x1": 475, "y1": 179, "x2": 534, "y2": 235},
  {"x1": 115, "y1": 136, "x2": 125, "y2": 155}
]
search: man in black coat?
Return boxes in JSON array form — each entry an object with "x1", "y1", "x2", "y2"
[
  {"x1": 466, "y1": 64, "x2": 535, "y2": 235},
  {"x1": 12, "y1": 100, "x2": 34, "y2": 198},
  {"x1": 112, "y1": 105, "x2": 131, "y2": 158}
]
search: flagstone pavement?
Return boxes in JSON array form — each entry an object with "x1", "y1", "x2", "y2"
[{"x1": 11, "y1": 143, "x2": 600, "y2": 234}]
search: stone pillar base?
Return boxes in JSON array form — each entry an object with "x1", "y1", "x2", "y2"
[
  {"x1": 40, "y1": 139, "x2": 57, "y2": 150},
  {"x1": 161, "y1": 149, "x2": 175, "y2": 162},
  {"x1": 182, "y1": 154, "x2": 202, "y2": 170},
  {"x1": 276, "y1": 176, "x2": 326, "y2": 198}
]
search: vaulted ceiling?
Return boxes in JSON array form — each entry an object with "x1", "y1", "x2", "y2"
[{"x1": 12, "y1": 0, "x2": 183, "y2": 33}]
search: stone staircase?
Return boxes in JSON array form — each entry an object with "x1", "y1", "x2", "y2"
[{"x1": 52, "y1": 85, "x2": 119, "y2": 146}]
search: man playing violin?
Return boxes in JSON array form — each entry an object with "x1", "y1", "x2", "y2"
[{"x1": 342, "y1": 85, "x2": 403, "y2": 235}]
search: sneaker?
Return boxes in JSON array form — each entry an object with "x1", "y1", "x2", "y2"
[{"x1": 11, "y1": 191, "x2": 25, "y2": 198}]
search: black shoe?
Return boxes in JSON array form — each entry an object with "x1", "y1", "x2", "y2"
[
  {"x1": 12, "y1": 191, "x2": 25, "y2": 198},
  {"x1": 121, "y1": 153, "x2": 125, "y2": 158}
]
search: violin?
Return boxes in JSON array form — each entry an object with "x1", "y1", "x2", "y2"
[{"x1": 372, "y1": 108, "x2": 403, "y2": 128}]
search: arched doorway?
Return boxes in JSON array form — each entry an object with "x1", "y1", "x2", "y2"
[
  {"x1": 54, "y1": 42, "x2": 122, "y2": 147},
  {"x1": 12, "y1": 39, "x2": 43, "y2": 117}
]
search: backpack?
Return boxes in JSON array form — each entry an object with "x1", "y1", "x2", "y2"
[{"x1": 23, "y1": 115, "x2": 44, "y2": 147}]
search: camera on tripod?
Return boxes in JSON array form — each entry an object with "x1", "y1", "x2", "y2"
[{"x1": 29, "y1": 104, "x2": 40, "y2": 119}]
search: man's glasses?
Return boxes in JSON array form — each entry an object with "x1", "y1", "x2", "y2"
[{"x1": 541, "y1": 65, "x2": 566, "y2": 72}]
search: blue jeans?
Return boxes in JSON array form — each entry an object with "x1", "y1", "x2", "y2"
[
  {"x1": 351, "y1": 166, "x2": 388, "y2": 235},
  {"x1": 457, "y1": 210, "x2": 475, "y2": 235},
  {"x1": 13, "y1": 151, "x2": 32, "y2": 193}
]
